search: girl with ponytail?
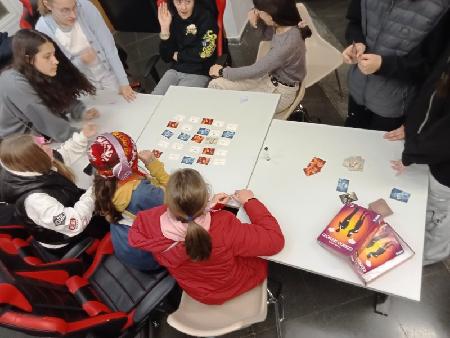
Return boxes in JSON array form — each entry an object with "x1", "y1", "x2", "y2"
[{"x1": 129, "y1": 168, "x2": 285, "y2": 305}]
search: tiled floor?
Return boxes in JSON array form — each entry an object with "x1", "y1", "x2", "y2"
[{"x1": 1, "y1": 1, "x2": 449, "y2": 338}]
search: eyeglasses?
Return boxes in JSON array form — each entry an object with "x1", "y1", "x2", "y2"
[{"x1": 174, "y1": 0, "x2": 193, "y2": 6}]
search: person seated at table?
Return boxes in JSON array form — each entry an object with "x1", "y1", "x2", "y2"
[
  {"x1": 88, "y1": 131, "x2": 169, "y2": 271},
  {"x1": 208, "y1": 0, "x2": 311, "y2": 115},
  {"x1": 385, "y1": 41, "x2": 450, "y2": 266},
  {"x1": 35, "y1": 0, "x2": 136, "y2": 102},
  {"x1": 152, "y1": 0, "x2": 218, "y2": 95},
  {"x1": 0, "y1": 123, "x2": 109, "y2": 257},
  {"x1": 0, "y1": 29, "x2": 97, "y2": 142},
  {"x1": 129, "y1": 168, "x2": 284, "y2": 304}
]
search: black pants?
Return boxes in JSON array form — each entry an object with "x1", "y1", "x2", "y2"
[{"x1": 345, "y1": 96, "x2": 404, "y2": 132}]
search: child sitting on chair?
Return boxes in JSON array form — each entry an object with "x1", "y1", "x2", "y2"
[
  {"x1": 88, "y1": 131, "x2": 169, "y2": 271},
  {"x1": 208, "y1": 0, "x2": 311, "y2": 116},
  {"x1": 152, "y1": 0, "x2": 218, "y2": 95},
  {"x1": 129, "y1": 168, "x2": 284, "y2": 304}
]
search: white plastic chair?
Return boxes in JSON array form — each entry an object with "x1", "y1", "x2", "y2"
[
  {"x1": 297, "y1": 3, "x2": 344, "y2": 96},
  {"x1": 167, "y1": 279, "x2": 285, "y2": 338}
]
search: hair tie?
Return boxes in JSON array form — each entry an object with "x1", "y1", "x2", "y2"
[{"x1": 185, "y1": 216, "x2": 194, "y2": 222}]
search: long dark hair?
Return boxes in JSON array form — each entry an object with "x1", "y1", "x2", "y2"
[
  {"x1": 165, "y1": 168, "x2": 211, "y2": 261},
  {"x1": 11, "y1": 29, "x2": 96, "y2": 116},
  {"x1": 93, "y1": 174, "x2": 122, "y2": 223},
  {"x1": 253, "y1": 0, "x2": 312, "y2": 39}
]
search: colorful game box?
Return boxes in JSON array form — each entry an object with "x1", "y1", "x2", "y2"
[
  {"x1": 350, "y1": 223, "x2": 414, "y2": 284},
  {"x1": 317, "y1": 204, "x2": 414, "y2": 284}
]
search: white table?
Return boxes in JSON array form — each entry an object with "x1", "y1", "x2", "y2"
[
  {"x1": 238, "y1": 120, "x2": 429, "y2": 302},
  {"x1": 70, "y1": 91, "x2": 163, "y2": 189},
  {"x1": 137, "y1": 86, "x2": 279, "y2": 195}
]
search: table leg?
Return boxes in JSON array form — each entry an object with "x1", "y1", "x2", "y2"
[{"x1": 374, "y1": 293, "x2": 391, "y2": 316}]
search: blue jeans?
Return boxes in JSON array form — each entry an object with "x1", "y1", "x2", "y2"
[{"x1": 110, "y1": 223, "x2": 160, "y2": 271}]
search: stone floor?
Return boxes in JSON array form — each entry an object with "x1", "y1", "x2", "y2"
[{"x1": 1, "y1": 1, "x2": 449, "y2": 338}]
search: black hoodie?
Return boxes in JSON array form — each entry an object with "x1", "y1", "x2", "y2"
[
  {"x1": 160, "y1": 3, "x2": 218, "y2": 75},
  {"x1": 0, "y1": 32, "x2": 12, "y2": 70},
  {"x1": 402, "y1": 43, "x2": 450, "y2": 187}
]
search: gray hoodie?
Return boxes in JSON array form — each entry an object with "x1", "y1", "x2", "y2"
[{"x1": 0, "y1": 68, "x2": 81, "y2": 142}]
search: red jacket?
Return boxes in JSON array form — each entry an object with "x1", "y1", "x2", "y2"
[{"x1": 129, "y1": 199, "x2": 284, "y2": 305}]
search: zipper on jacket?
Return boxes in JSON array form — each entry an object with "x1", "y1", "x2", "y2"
[{"x1": 417, "y1": 90, "x2": 436, "y2": 134}]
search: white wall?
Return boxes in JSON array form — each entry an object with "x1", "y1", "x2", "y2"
[
  {"x1": 223, "y1": 0, "x2": 253, "y2": 40},
  {"x1": 0, "y1": 0, "x2": 21, "y2": 34}
]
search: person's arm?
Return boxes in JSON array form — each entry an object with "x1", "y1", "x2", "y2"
[
  {"x1": 227, "y1": 199, "x2": 284, "y2": 257},
  {"x1": 6, "y1": 79, "x2": 77, "y2": 142},
  {"x1": 402, "y1": 98, "x2": 450, "y2": 166},
  {"x1": 176, "y1": 13, "x2": 218, "y2": 64},
  {"x1": 222, "y1": 35, "x2": 300, "y2": 81},
  {"x1": 345, "y1": 0, "x2": 365, "y2": 45},
  {"x1": 375, "y1": 11, "x2": 450, "y2": 83},
  {"x1": 146, "y1": 159, "x2": 170, "y2": 187},
  {"x1": 83, "y1": 0, "x2": 129, "y2": 86},
  {"x1": 159, "y1": 26, "x2": 178, "y2": 63},
  {"x1": 56, "y1": 131, "x2": 88, "y2": 166},
  {"x1": 24, "y1": 187, "x2": 95, "y2": 237}
]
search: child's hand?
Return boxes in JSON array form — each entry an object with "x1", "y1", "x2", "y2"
[
  {"x1": 342, "y1": 42, "x2": 366, "y2": 64},
  {"x1": 81, "y1": 122, "x2": 98, "y2": 138},
  {"x1": 211, "y1": 193, "x2": 230, "y2": 206},
  {"x1": 139, "y1": 150, "x2": 157, "y2": 165},
  {"x1": 390, "y1": 160, "x2": 406, "y2": 175},
  {"x1": 83, "y1": 107, "x2": 100, "y2": 120},
  {"x1": 209, "y1": 64, "x2": 223, "y2": 78},
  {"x1": 384, "y1": 125, "x2": 405, "y2": 141},
  {"x1": 248, "y1": 8, "x2": 259, "y2": 29},
  {"x1": 233, "y1": 189, "x2": 255, "y2": 204}
]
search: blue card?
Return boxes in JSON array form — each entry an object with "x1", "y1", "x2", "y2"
[
  {"x1": 181, "y1": 156, "x2": 195, "y2": 165},
  {"x1": 178, "y1": 132, "x2": 190, "y2": 141},
  {"x1": 197, "y1": 127, "x2": 210, "y2": 136},
  {"x1": 336, "y1": 178, "x2": 349, "y2": 193},
  {"x1": 222, "y1": 130, "x2": 235, "y2": 139},
  {"x1": 390, "y1": 188, "x2": 411, "y2": 203},
  {"x1": 162, "y1": 129, "x2": 174, "y2": 139}
]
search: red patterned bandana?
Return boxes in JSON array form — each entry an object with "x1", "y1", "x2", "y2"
[{"x1": 88, "y1": 131, "x2": 139, "y2": 179}]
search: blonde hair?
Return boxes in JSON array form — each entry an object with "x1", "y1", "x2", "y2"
[
  {"x1": 37, "y1": 0, "x2": 52, "y2": 16},
  {"x1": 165, "y1": 168, "x2": 211, "y2": 261},
  {"x1": 0, "y1": 134, "x2": 75, "y2": 183}
]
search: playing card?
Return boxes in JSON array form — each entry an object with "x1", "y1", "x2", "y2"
[
  {"x1": 337, "y1": 178, "x2": 350, "y2": 193},
  {"x1": 202, "y1": 147, "x2": 215, "y2": 155},
  {"x1": 177, "y1": 132, "x2": 190, "y2": 141},
  {"x1": 181, "y1": 156, "x2": 195, "y2": 165},
  {"x1": 189, "y1": 116, "x2": 200, "y2": 123},
  {"x1": 197, "y1": 156, "x2": 211, "y2": 165},
  {"x1": 218, "y1": 138, "x2": 231, "y2": 146},
  {"x1": 171, "y1": 142, "x2": 184, "y2": 150},
  {"x1": 339, "y1": 193, "x2": 351, "y2": 204},
  {"x1": 201, "y1": 118, "x2": 214, "y2": 125},
  {"x1": 173, "y1": 114, "x2": 185, "y2": 122},
  {"x1": 209, "y1": 130, "x2": 221, "y2": 137},
  {"x1": 191, "y1": 135, "x2": 205, "y2": 143},
  {"x1": 226, "y1": 123, "x2": 238, "y2": 131},
  {"x1": 213, "y1": 158, "x2": 226, "y2": 165},
  {"x1": 157, "y1": 140, "x2": 170, "y2": 148},
  {"x1": 181, "y1": 124, "x2": 193, "y2": 132},
  {"x1": 168, "y1": 153, "x2": 180, "y2": 160},
  {"x1": 216, "y1": 149, "x2": 228, "y2": 156},
  {"x1": 222, "y1": 131, "x2": 235, "y2": 139},
  {"x1": 212, "y1": 120, "x2": 224, "y2": 127},
  {"x1": 161, "y1": 130, "x2": 174, "y2": 139},
  {"x1": 348, "y1": 192, "x2": 358, "y2": 202},
  {"x1": 189, "y1": 146, "x2": 201, "y2": 154},
  {"x1": 197, "y1": 127, "x2": 210, "y2": 136},
  {"x1": 206, "y1": 137, "x2": 218, "y2": 145},
  {"x1": 343, "y1": 156, "x2": 365, "y2": 171},
  {"x1": 152, "y1": 150, "x2": 163, "y2": 158},
  {"x1": 167, "y1": 121, "x2": 179, "y2": 128},
  {"x1": 368, "y1": 198, "x2": 393, "y2": 217},
  {"x1": 390, "y1": 188, "x2": 411, "y2": 203}
]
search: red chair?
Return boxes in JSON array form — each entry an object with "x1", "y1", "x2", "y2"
[{"x1": 19, "y1": 0, "x2": 40, "y2": 29}]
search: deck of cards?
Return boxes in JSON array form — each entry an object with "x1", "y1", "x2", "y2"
[
  {"x1": 390, "y1": 188, "x2": 411, "y2": 203},
  {"x1": 343, "y1": 156, "x2": 365, "y2": 171},
  {"x1": 339, "y1": 192, "x2": 358, "y2": 204},
  {"x1": 303, "y1": 157, "x2": 326, "y2": 176}
]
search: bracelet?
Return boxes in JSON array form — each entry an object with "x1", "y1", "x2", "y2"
[{"x1": 159, "y1": 32, "x2": 170, "y2": 40}]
